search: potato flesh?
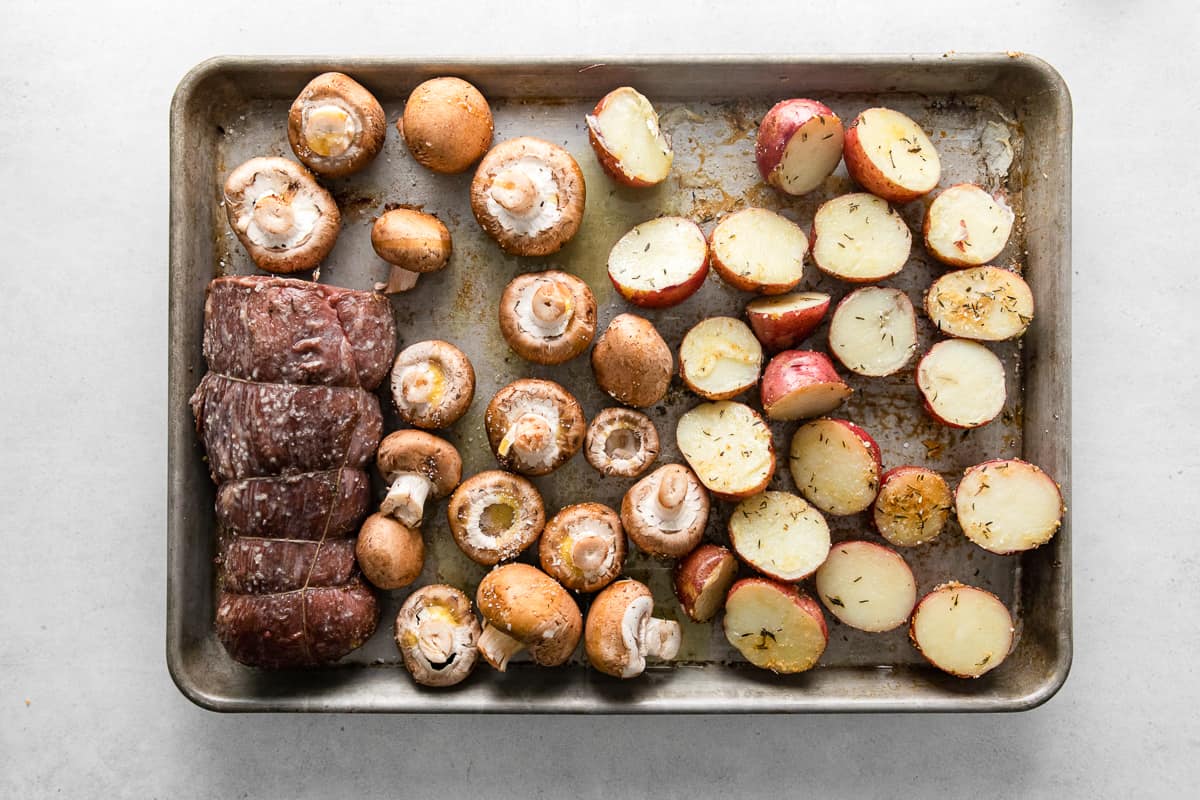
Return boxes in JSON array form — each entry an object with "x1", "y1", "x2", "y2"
[
  {"x1": 829, "y1": 287, "x2": 917, "y2": 376},
  {"x1": 956, "y1": 461, "x2": 1063, "y2": 553},
  {"x1": 609, "y1": 217, "x2": 707, "y2": 292},
  {"x1": 711, "y1": 208, "x2": 808, "y2": 288},
  {"x1": 729, "y1": 492, "x2": 830, "y2": 581},
  {"x1": 926, "y1": 185, "x2": 1014, "y2": 265},
  {"x1": 815, "y1": 542, "x2": 915, "y2": 632},
  {"x1": 789, "y1": 420, "x2": 878, "y2": 515},
  {"x1": 590, "y1": 88, "x2": 672, "y2": 184},
  {"x1": 874, "y1": 469, "x2": 952, "y2": 546},
  {"x1": 680, "y1": 317, "x2": 762, "y2": 398},
  {"x1": 812, "y1": 193, "x2": 910, "y2": 280},
  {"x1": 855, "y1": 108, "x2": 940, "y2": 194},
  {"x1": 774, "y1": 116, "x2": 844, "y2": 195},
  {"x1": 677, "y1": 402, "x2": 773, "y2": 497},
  {"x1": 723, "y1": 583, "x2": 826, "y2": 672},
  {"x1": 917, "y1": 339, "x2": 1006, "y2": 427},
  {"x1": 766, "y1": 381, "x2": 850, "y2": 420},
  {"x1": 926, "y1": 266, "x2": 1034, "y2": 341},
  {"x1": 911, "y1": 585, "x2": 1013, "y2": 677}
]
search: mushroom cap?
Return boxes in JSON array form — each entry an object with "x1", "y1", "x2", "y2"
[
  {"x1": 484, "y1": 379, "x2": 586, "y2": 476},
  {"x1": 584, "y1": 407, "x2": 660, "y2": 478},
  {"x1": 401, "y1": 77, "x2": 494, "y2": 174},
  {"x1": 223, "y1": 156, "x2": 341, "y2": 274},
  {"x1": 376, "y1": 429, "x2": 462, "y2": 498},
  {"x1": 584, "y1": 579, "x2": 655, "y2": 678},
  {"x1": 371, "y1": 209, "x2": 452, "y2": 273},
  {"x1": 620, "y1": 463, "x2": 710, "y2": 558},
  {"x1": 475, "y1": 563, "x2": 582, "y2": 667},
  {"x1": 394, "y1": 583, "x2": 480, "y2": 687},
  {"x1": 356, "y1": 513, "x2": 425, "y2": 590},
  {"x1": 591, "y1": 313, "x2": 673, "y2": 408},
  {"x1": 390, "y1": 340, "x2": 476, "y2": 430},
  {"x1": 538, "y1": 502, "x2": 627, "y2": 593},
  {"x1": 498, "y1": 270, "x2": 597, "y2": 365},
  {"x1": 287, "y1": 72, "x2": 386, "y2": 178},
  {"x1": 447, "y1": 470, "x2": 545, "y2": 565},
  {"x1": 469, "y1": 137, "x2": 586, "y2": 257}
]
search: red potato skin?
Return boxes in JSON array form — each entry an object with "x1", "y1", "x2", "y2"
[
  {"x1": 754, "y1": 99, "x2": 841, "y2": 188},
  {"x1": 586, "y1": 90, "x2": 664, "y2": 189},
  {"x1": 746, "y1": 295, "x2": 830, "y2": 352},
  {"x1": 826, "y1": 417, "x2": 883, "y2": 473},
  {"x1": 610, "y1": 259, "x2": 709, "y2": 308},
  {"x1": 914, "y1": 350, "x2": 1002, "y2": 429},
  {"x1": 843, "y1": 118, "x2": 927, "y2": 204},
  {"x1": 760, "y1": 350, "x2": 849, "y2": 414},
  {"x1": 727, "y1": 577, "x2": 830, "y2": 641},
  {"x1": 673, "y1": 544, "x2": 738, "y2": 623}
]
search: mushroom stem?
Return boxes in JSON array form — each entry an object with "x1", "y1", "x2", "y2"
[
  {"x1": 531, "y1": 281, "x2": 572, "y2": 325},
  {"x1": 399, "y1": 362, "x2": 440, "y2": 405},
  {"x1": 303, "y1": 105, "x2": 354, "y2": 157},
  {"x1": 571, "y1": 535, "x2": 610, "y2": 574},
  {"x1": 477, "y1": 623, "x2": 527, "y2": 672},
  {"x1": 490, "y1": 167, "x2": 537, "y2": 214},
  {"x1": 385, "y1": 266, "x2": 421, "y2": 294},
  {"x1": 415, "y1": 617, "x2": 456, "y2": 664},
  {"x1": 654, "y1": 465, "x2": 691, "y2": 525},
  {"x1": 641, "y1": 617, "x2": 682, "y2": 660},
  {"x1": 381, "y1": 472, "x2": 434, "y2": 527},
  {"x1": 501, "y1": 413, "x2": 554, "y2": 462},
  {"x1": 252, "y1": 194, "x2": 295, "y2": 237}
]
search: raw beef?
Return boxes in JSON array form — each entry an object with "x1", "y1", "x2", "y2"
[{"x1": 215, "y1": 468, "x2": 370, "y2": 541}]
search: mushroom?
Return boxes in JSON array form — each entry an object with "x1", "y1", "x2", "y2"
[
  {"x1": 355, "y1": 512, "x2": 424, "y2": 590},
  {"x1": 591, "y1": 313, "x2": 673, "y2": 408},
  {"x1": 470, "y1": 137, "x2": 586, "y2": 256},
  {"x1": 499, "y1": 270, "x2": 597, "y2": 365},
  {"x1": 538, "y1": 503, "x2": 627, "y2": 593},
  {"x1": 222, "y1": 156, "x2": 340, "y2": 274},
  {"x1": 585, "y1": 408, "x2": 660, "y2": 478},
  {"x1": 393, "y1": 584, "x2": 480, "y2": 687},
  {"x1": 287, "y1": 72, "x2": 386, "y2": 179},
  {"x1": 400, "y1": 77, "x2": 494, "y2": 174},
  {"x1": 484, "y1": 379, "x2": 585, "y2": 476},
  {"x1": 389, "y1": 340, "x2": 475, "y2": 430},
  {"x1": 620, "y1": 464, "x2": 710, "y2": 558},
  {"x1": 371, "y1": 209, "x2": 453, "y2": 294},
  {"x1": 585, "y1": 579, "x2": 682, "y2": 678},
  {"x1": 475, "y1": 563, "x2": 582, "y2": 671},
  {"x1": 376, "y1": 430, "x2": 462, "y2": 528},
  {"x1": 447, "y1": 470, "x2": 545, "y2": 565}
]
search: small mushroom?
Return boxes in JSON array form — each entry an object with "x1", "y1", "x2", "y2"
[
  {"x1": 585, "y1": 408, "x2": 660, "y2": 478},
  {"x1": 356, "y1": 512, "x2": 424, "y2": 590},
  {"x1": 390, "y1": 340, "x2": 475, "y2": 429},
  {"x1": 371, "y1": 209, "x2": 453, "y2": 294},
  {"x1": 539, "y1": 503, "x2": 627, "y2": 593},
  {"x1": 475, "y1": 563, "x2": 582, "y2": 671},
  {"x1": 394, "y1": 584, "x2": 480, "y2": 687},
  {"x1": 485, "y1": 379, "x2": 585, "y2": 476},
  {"x1": 470, "y1": 137, "x2": 586, "y2": 256},
  {"x1": 499, "y1": 270, "x2": 597, "y2": 365},
  {"x1": 591, "y1": 313, "x2": 673, "y2": 408},
  {"x1": 585, "y1": 579, "x2": 682, "y2": 678},
  {"x1": 222, "y1": 156, "x2": 340, "y2": 274},
  {"x1": 287, "y1": 72, "x2": 386, "y2": 178},
  {"x1": 400, "y1": 77, "x2": 494, "y2": 174},
  {"x1": 447, "y1": 470, "x2": 545, "y2": 565},
  {"x1": 620, "y1": 464, "x2": 710, "y2": 558},
  {"x1": 376, "y1": 430, "x2": 462, "y2": 527}
]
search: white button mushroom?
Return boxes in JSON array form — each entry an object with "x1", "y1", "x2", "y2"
[
  {"x1": 375, "y1": 430, "x2": 462, "y2": 528},
  {"x1": 485, "y1": 379, "x2": 585, "y2": 476},
  {"x1": 620, "y1": 463, "x2": 711, "y2": 558},
  {"x1": 389, "y1": 340, "x2": 476, "y2": 430},
  {"x1": 538, "y1": 503, "x2": 626, "y2": 593},
  {"x1": 585, "y1": 579, "x2": 681, "y2": 678},
  {"x1": 446, "y1": 470, "x2": 545, "y2": 566},
  {"x1": 475, "y1": 564, "x2": 582, "y2": 671},
  {"x1": 287, "y1": 72, "x2": 386, "y2": 178},
  {"x1": 394, "y1": 584, "x2": 481, "y2": 687}
]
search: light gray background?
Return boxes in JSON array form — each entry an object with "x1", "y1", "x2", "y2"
[{"x1": 2, "y1": 1, "x2": 1196, "y2": 796}]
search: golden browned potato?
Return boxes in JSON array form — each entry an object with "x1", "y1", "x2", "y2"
[
  {"x1": 400, "y1": 77, "x2": 494, "y2": 174},
  {"x1": 591, "y1": 313, "x2": 673, "y2": 408}
]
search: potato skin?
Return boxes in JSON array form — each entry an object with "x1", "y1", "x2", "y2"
[
  {"x1": 401, "y1": 77, "x2": 494, "y2": 174},
  {"x1": 371, "y1": 210, "x2": 452, "y2": 273},
  {"x1": 591, "y1": 314, "x2": 673, "y2": 408},
  {"x1": 355, "y1": 513, "x2": 424, "y2": 590},
  {"x1": 843, "y1": 116, "x2": 929, "y2": 204}
]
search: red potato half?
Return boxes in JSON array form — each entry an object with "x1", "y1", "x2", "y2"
[
  {"x1": 916, "y1": 339, "x2": 1006, "y2": 428},
  {"x1": 843, "y1": 107, "x2": 941, "y2": 203},
  {"x1": 789, "y1": 418, "x2": 881, "y2": 516},
  {"x1": 729, "y1": 491, "x2": 831, "y2": 582},
  {"x1": 755, "y1": 99, "x2": 844, "y2": 196},
  {"x1": 745, "y1": 292, "x2": 830, "y2": 353},
  {"x1": 815, "y1": 541, "x2": 916, "y2": 632},
  {"x1": 673, "y1": 544, "x2": 738, "y2": 623},
  {"x1": 676, "y1": 401, "x2": 774, "y2": 501},
  {"x1": 925, "y1": 266, "x2": 1034, "y2": 341},
  {"x1": 760, "y1": 350, "x2": 852, "y2": 421},
  {"x1": 811, "y1": 193, "x2": 911, "y2": 283},
  {"x1": 910, "y1": 582, "x2": 1014, "y2": 678},
  {"x1": 586, "y1": 87, "x2": 673, "y2": 187},
  {"x1": 828, "y1": 287, "x2": 918, "y2": 377},
  {"x1": 679, "y1": 317, "x2": 763, "y2": 400},
  {"x1": 723, "y1": 578, "x2": 828, "y2": 673},
  {"x1": 873, "y1": 466, "x2": 952, "y2": 547},
  {"x1": 923, "y1": 184, "x2": 1015, "y2": 267},
  {"x1": 607, "y1": 217, "x2": 709, "y2": 308},
  {"x1": 955, "y1": 459, "x2": 1064, "y2": 554},
  {"x1": 709, "y1": 208, "x2": 808, "y2": 294}
]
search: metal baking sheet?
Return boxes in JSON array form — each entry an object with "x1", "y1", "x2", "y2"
[{"x1": 168, "y1": 55, "x2": 1071, "y2": 712}]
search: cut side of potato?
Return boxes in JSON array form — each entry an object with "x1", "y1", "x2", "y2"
[
  {"x1": 955, "y1": 459, "x2": 1064, "y2": 554},
  {"x1": 607, "y1": 217, "x2": 709, "y2": 308},
  {"x1": 674, "y1": 544, "x2": 738, "y2": 623},
  {"x1": 828, "y1": 286, "x2": 917, "y2": 377},
  {"x1": 923, "y1": 184, "x2": 1014, "y2": 267},
  {"x1": 723, "y1": 578, "x2": 828, "y2": 673},
  {"x1": 916, "y1": 339, "x2": 1006, "y2": 428},
  {"x1": 755, "y1": 98, "x2": 844, "y2": 196},
  {"x1": 676, "y1": 401, "x2": 774, "y2": 501},
  {"x1": 910, "y1": 582, "x2": 1014, "y2": 678},
  {"x1": 815, "y1": 541, "x2": 916, "y2": 632},
  {"x1": 925, "y1": 266, "x2": 1034, "y2": 341},
  {"x1": 709, "y1": 208, "x2": 808, "y2": 294},
  {"x1": 729, "y1": 491, "x2": 831, "y2": 582},
  {"x1": 586, "y1": 87, "x2": 673, "y2": 187},
  {"x1": 873, "y1": 466, "x2": 952, "y2": 547},
  {"x1": 844, "y1": 107, "x2": 940, "y2": 203},
  {"x1": 811, "y1": 193, "x2": 911, "y2": 282},
  {"x1": 679, "y1": 317, "x2": 763, "y2": 400},
  {"x1": 760, "y1": 350, "x2": 851, "y2": 421},
  {"x1": 789, "y1": 418, "x2": 881, "y2": 516},
  {"x1": 745, "y1": 291, "x2": 830, "y2": 352}
]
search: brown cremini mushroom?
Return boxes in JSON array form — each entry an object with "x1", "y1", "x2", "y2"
[
  {"x1": 591, "y1": 313, "x2": 673, "y2": 408},
  {"x1": 287, "y1": 72, "x2": 386, "y2": 179},
  {"x1": 585, "y1": 408, "x2": 660, "y2": 478},
  {"x1": 538, "y1": 503, "x2": 627, "y2": 593},
  {"x1": 499, "y1": 271, "x2": 597, "y2": 365},
  {"x1": 470, "y1": 137, "x2": 586, "y2": 256},
  {"x1": 356, "y1": 512, "x2": 424, "y2": 590},
  {"x1": 223, "y1": 156, "x2": 341, "y2": 274},
  {"x1": 447, "y1": 470, "x2": 545, "y2": 566},
  {"x1": 620, "y1": 464, "x2": 710, "y2": 558},
  {"x1": 475, "y1": 563, "x2": 582, "y2": 671},
  {"x1": 376, "y1": 430, "x2": 462, "y2": 527},
  {"x1": 390, "y1": 340, "x2": 475, "y2": 430},
  {"x1": 400, "y1": 77, "x2": 494, "y2": 174},
  {"x1": 585, "y1": 579, "x2": 682, "y2": 678},
  {"x1": 485, "y1": 379, "x2": 585, "y2": 476},
  {"x1": 371, "y1": 209, "x2": 453, "y2": 294},
  {"x1": 393, "y1": 584, "x2": 480, "y2": 687}
]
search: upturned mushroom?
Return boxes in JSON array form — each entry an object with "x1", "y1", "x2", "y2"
[
  {"x1": 390, "y1": 340, "x2": 475, "y2": 430},
  {"x1": 447, "y1": 470, "x2": 546, "y2": 565},
  {"x1": 475, "y1": 563, "x2": 583, "y2": 671},
  {"x1": 371, "y1": 209, "x2": 453, "y2": 294},
  {"x1": 394, "y1": 584, "x2": 481, "y2": 687},
  {"x1": 223, "y1": 156, "x2": 340, "y2": 274},
  {"x1": 485, "y1": 379, "x2": 585, "y2": 476},
  {"x1": 287, "y1": 72, "x2": 386, "y2": 178},
  {"x1": 376, "y1": 429, "x2": 462, "y2": 528},
  {"x1": 539, "y1": 503, "x2": 627, "y2": 593},
  {"x1": 620, "y1": 464, "x2": 710, "y2": 558},
  {"x1": 499, "y1": 270, "x2": 597, "y2": 365},
  {"x1": 356, "y1": 512, "x2": 425, "y2": 590},
  {"x1": 400, "y1": 77, "x2": 494, "y2": 174},
  {"x1": 591, "y1": 313, "x2": 673, "y2": 408},
  {"x1": 585, "y1": 579, "x2": 682, "y2": 678},
  {"x1": 585, "y1": 408, "x2": 660, "y2": 478},
  {"x1": 470, "y1": 137, "x2": 586, "y2": 256}
]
